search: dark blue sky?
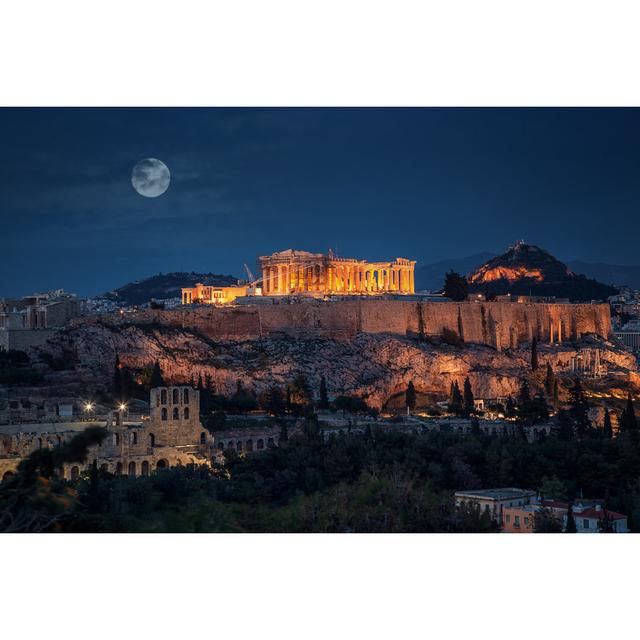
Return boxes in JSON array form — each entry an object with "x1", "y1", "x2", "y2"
[{"x1": 2, "y1": 108, "x2": 639, "y2": 297}]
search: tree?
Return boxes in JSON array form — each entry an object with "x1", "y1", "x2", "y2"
[
  {"x1": 619, "y1": 392, "x2": 638, "y2": 434},
  {"x1": 533, "y1": 508, "x2": 564, "y2": 533},
  {"x1": 448, "y1": 381, "x2": 463, "y2": 415},
  {"x1": 318, "y1": 375, "x2": 330, "y2": 410},
  {"x1": 504, "y1": 396, "x2": 516, "y2": 419},
  {"x1": 288, "y1": 374, "x2": 313, "y2": 407},
  {"x1": 463, "y1": 377, "x2": 475, "y2": 416},
  {"x1": 197, "y1": 373, "x2": 203, "y2": 391},
  {"x1": 260, "y1": 385, "x2": 286, "y2": 416},
  {"x1": 405, "y1": 381, "x2": 417, "y2": 414},
  {"x1": 531, "y1": 337, "x2": 538, "y2": 371},
  {"x1": 553, "y1": 378, "x2": 559, "y2": 410},
  {"x1": 556, "y1": 409, "x2": 574, "y2": 441},
  {"x1": 569, "y1": 378, "x2": 591, "y2": 436},
  {"x1": 565, "y1": 505, "x2": 577, "y2": 533},
  {"x1": 603, "y1": 407, "x2": 613, "y2": 439},
  {"x1": 540, "y1": 475, "x2": 568, "y2": 501},
  {"x1": 443, "y1": 270, "x2": 468, "y2": 301},
  {"x1": 544, "y1": 362, "x2": 555, "y2": 397},
  {"x1": 150, "y1": 360, "x2": 164, "y2": 388}
]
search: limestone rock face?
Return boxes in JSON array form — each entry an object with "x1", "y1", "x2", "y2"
[{"x1": 30, "y1": 320, "x2": 638, "y2": 410}]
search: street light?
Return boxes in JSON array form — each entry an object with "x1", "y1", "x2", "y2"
[
  {"x1": 84, "y1": 402, "x2": 94, "y2": 412},
  {"x1": 119, "y1": 403, "x2": 127, "y2": 412}
]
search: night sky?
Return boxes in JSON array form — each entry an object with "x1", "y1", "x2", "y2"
[{"x1": 2, "y1": 107, "x2": 639, "y2": 297}]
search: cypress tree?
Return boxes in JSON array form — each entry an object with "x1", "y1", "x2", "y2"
[
  {"x1": 319, "y1": 375, "x2": 329, "y2": 410},
  {"x1": 150, "y1": 360, "x2": 164, "y2": 388},
  {"x1": 569, "y1": 378, "x2": 591, "y2": 436},
  {"x1": 557, "y1": 409, "x2": 574, "y2": 441},
  {"x1": 619, "y1": 392, "x2": 637, "y2": 433},
  {"x1": 553, "y1": 378, "x2": 559, "y2": 410},
  {"x1": 405, "y1": 381, "x2": 417, "y2": 413},
  {"x1": 504, "y1": 396, "x2": 516, "y2": 419},
  {"x1": 463, "y1": 377, "x2": 475, "y2": 416},
  {"x1": 544, "y1": 362, "x2": 555, "y2": 397},
  {"x1": 565, "y1": 504, "x2": 577, "y2": 533},
  {"x1": 449, "y1": 381, "x2": 463, "y2": 416},
  {"x1": 603, "y1": 407, "x2": 613, "y2": 439},
  {"x1": 531, "y1": 337, "x2": 538, "y2": 371},
  {"x1": 197, "y1": 373, "x2": 203, "y2": 391}
]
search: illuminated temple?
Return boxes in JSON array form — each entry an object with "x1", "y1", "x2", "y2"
[{"x1": 259, "y1": 249, "x2": 416, "y2": 296}]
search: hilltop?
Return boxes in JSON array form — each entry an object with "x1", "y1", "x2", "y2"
[
  {"x1": 99, "y1": 272, "x2": 239, "y2": 306},
  {"x1": 467, "y1": 242, "x2": 618, "y2": 301}
]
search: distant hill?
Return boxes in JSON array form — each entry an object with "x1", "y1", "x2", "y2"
[
  {"x1": 566, "y1": 261, "x2": 640, "y2": 290},
  {"x1": 415, "y1": 252, "x2": 495, "y2": 291},
  {"x1": 467, "y1": 242, "x2": 617, "y2": 301},
  {"x1": 100, "y1": 272, "x2": 239, "y2": 306}
]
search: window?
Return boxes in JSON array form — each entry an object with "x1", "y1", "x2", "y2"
[
  {"x1": 148, "y1": 433, "x2": 155, "y2": 447},
  {"x1": 128, "y1": 461, "x2": 136, "y2": 476},
  {"x1": 505, "y1": 515, "x2": 511, "y2": 523},
  {"x1": 172, "y1": 388, "x2": 179, "y2": 404},
  {"x1": 237, "y1": 441, "x2": 243, "y2": 452},
  {"x1": 173, "y1": 407, "x2": 179, "y2": 420},
  {"x1": 184, "y1": 407, "x2": 189, "y2": 419},
  {"x1": 161, "y1": 408, "x2": 167, "y2": 421},
  {"x1": 267, "y1": 437, "x2": 274, "y2": 447},
  {"x1": 200, "y1": 432, "x2": 207, "y2": 444},
  {"x1": 257, "y1": 439, "x2": 264, "y2": 450},
  {"x1": 113, "y1": 433, "x2": 120, "y2": 446},
  {"x1": 160, "y1": 389, "x2": 167, "y2": 404},
  {"x1": 183, "y1": 389, "x2": 189, "y2": 403},
  {"x1": 524, "y1": 517, "x2": 529, "y2": 526},
  {"x1": 514, "y1": 516, "x2": 520, "y2": 527},
  {"x1": 141, "y1": 460, "x2": 150, "y2": 476},
  {"x1": 583, "y1": 519, "x2": 590, "y2": 529}
]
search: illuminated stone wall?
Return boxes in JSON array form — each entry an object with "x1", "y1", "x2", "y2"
[{"x1": 83, "y1": 299, "x2": 611, "y2": 347}]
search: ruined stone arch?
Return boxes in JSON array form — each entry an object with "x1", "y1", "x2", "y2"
[
  {"x1": 148, "y1": 433, "x2": 155, "y2": 447},
  {"x1": 141, "y1": 460, "x2": 150, "y2": 476},
  {"x1": 184, "y1": 407, "x2": 190, "y2": 420},
  {"x1": 172, "y1": 388, "x2": 179, "y2": 404},
  {"x1": 200, "y1": 432, "x2": 207, "y2": 444},
  {"x1": 172, "y1": 407, "x2": 179, "y2": 420},
  {"x1": 2, "y1": 470, "x2": 14, "y2": 482},
  {"x1": 156, "y1": 459, "x2": 168, "y2": 470},
  {"x1": 116, "y1": 462, "x2": 123, "y2": 475},
  {"x1": 128, "y1": 461, "x2": 136, "y2": 476},
  {"x1": 161, "y1": 408, "x2": 168, "y2": 421},
  {"x1": 257, "y1": 439, "x2": 264, "y2": 450}
]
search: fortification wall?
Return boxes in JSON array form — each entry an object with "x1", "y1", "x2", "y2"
[{"x1": 80, "y1": 300, "x2": 611, "y2": 348}]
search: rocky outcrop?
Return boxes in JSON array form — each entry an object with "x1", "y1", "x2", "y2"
[{"x1": 29, "y1": 320, "x2": 637, "y2": 410}]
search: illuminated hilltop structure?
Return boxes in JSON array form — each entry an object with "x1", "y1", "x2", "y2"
[{"x1": 259, "y1": 249, "x2": 416, "y2": 296}]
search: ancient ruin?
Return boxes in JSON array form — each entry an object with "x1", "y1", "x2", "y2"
[{"x1": 259, "y1": 249, "x2": 416, "y2": 295}]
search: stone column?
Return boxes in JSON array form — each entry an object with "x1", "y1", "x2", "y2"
[
  {"x1": 558, "y1": 318, "x2": 562, "y2": 343},
  {"x1": 409, "y1": 269, "x2": 414, "y2": 293},
  {"x1": 549, "y1": 320, "x2": 554, "y2": 344}
]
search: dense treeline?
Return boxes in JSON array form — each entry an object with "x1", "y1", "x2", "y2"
[{"x1": 3, "y1": 411, "x2": 640, "y2": 532}]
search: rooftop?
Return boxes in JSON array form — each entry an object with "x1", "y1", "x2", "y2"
[{"x1": 454, "y1": 488, "x2": 536, "y2": 501}]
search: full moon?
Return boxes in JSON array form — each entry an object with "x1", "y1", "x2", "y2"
[{"x1": 131, "y1": 158, "x2": 171, "y2": 198}]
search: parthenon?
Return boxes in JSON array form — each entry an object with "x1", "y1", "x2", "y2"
[{"x1": 259, "y1": 249, "x2": 416, "y2": 295}]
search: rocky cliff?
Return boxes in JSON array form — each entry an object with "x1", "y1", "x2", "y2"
[{"x1": 30, "y1": 318, "x2": 637, "y2": 410}]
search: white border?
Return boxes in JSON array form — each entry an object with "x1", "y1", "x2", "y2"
[{"x1": 2, "y1": 2, "x2": 639, "y2": 639}]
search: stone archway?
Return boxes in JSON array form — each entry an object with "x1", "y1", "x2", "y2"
[{"x1": 156, "y1": 459, "x2": 168, "y2": 470}]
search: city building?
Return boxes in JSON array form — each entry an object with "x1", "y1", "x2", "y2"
[
  {"x1": 613, "y1": 319, "x2": 640, "y2": 354},
  {"x1": 0, "y1": 289, "x2": 84, "y2": 351},
  {"x1": 454, "y1": 488, "x2": 537, "y2": 523},
  {"x1": 259, "y1": 249, "x2": 416, "y2": 296},
  {"x1": 181, "y1": 283, "x2": 250, "y2": 305}
]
